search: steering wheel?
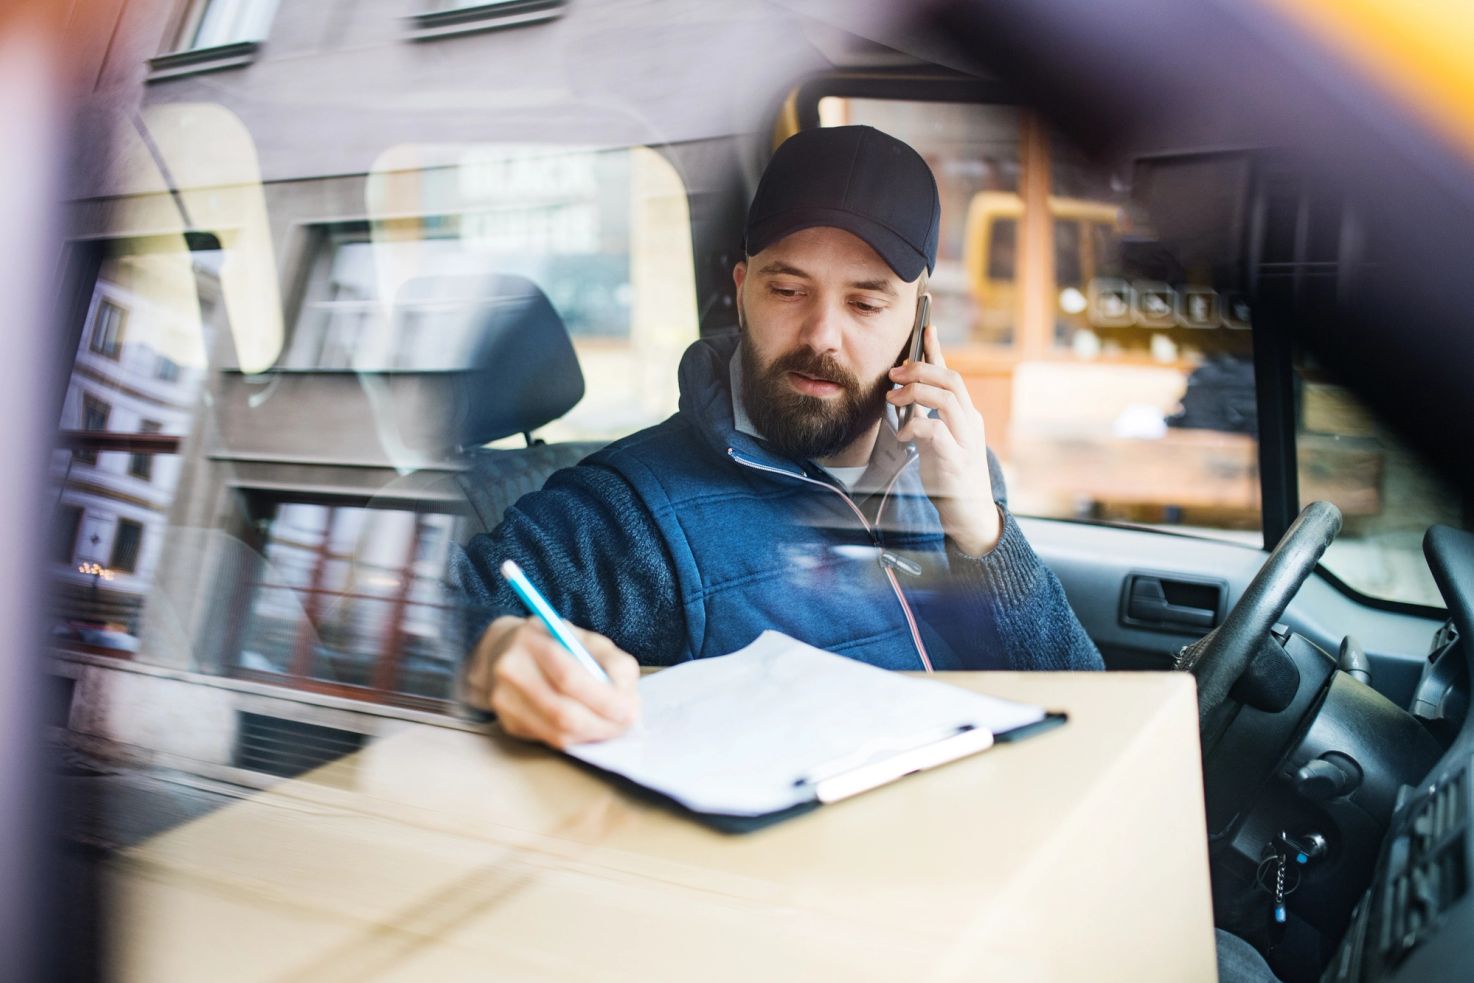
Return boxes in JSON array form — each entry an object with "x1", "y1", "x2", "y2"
[{"x1": 1174, "y1": 501, "x2": 1343, "y2": 737}]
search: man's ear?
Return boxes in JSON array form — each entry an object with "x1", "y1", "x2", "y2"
[{"x1": 732, "y1": 260, "x2": 747, "y2": 328}]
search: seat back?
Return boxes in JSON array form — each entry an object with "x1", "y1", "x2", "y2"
[{"x1": 435, "y1": 274, "x2": 600, "y2": 532}]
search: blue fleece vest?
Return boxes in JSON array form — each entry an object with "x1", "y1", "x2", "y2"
[{"x1": 584, "y1": 375, "x2": 943, "y2": 668}]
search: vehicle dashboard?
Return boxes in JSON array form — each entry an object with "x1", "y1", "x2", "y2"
[{"x1": 1326, "y1": 524, "x2": 1473, "y2": 981}]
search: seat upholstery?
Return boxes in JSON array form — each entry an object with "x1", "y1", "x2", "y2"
[
  {"x1": 439, "y1": 274, "x2": 600, "y2": 534},
  {"x1": 458, "y1": 441, "x2": 603, "y2": 534}
]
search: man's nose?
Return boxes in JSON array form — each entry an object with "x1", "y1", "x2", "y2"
[{"x1": 798, "y1": 299, "x2": 844, "y2": 352}]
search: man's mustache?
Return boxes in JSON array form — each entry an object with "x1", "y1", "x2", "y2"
[{"x1": 767, "y1": 349, "x2": 860, "y2": 392}]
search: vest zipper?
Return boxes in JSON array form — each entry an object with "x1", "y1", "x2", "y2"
[{"x1": 726, "y1": 447, "x2": 934, "y2": 672}]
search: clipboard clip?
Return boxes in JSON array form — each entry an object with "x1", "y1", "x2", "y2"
[{"x1": 796, "y1": 724, "x2": 996, "y2": 805}]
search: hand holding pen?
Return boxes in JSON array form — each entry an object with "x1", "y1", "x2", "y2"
[{"x1": 464, "y1": 560, "x2": 642, "y2": 749}]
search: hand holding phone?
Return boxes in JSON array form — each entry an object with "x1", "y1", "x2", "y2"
[
  {"x1": 897, "y1": 294, "x2": 930, "y2": 430},
  {"x1": 886, "y1": 295, "x2": 1003, "y2": 555}
]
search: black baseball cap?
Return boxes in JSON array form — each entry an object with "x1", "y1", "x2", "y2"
[{"x1": 744, "y1": 125, "x2": 940, "y2": 281}]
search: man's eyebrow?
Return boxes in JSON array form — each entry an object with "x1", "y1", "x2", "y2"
[
  {"x1": 849, "y1": 277, "x2": 897, "y2": 297},
  {"x1": 754, "y1": 261, "x2": 810, "y2": 278},
  {"x1": 755, "y1": 263, "x2": 898, "y2": 297}
]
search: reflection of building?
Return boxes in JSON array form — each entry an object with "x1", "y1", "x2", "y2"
[
  {"x1": 52, "y1": 259, "x2": 212, "y2": 645},
  {"x1": 50, "y1": 0, "x2": 745, "y2": 784}
]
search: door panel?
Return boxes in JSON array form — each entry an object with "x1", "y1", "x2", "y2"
[{"x1": 1021, "y1": 516, "x2": 1442, "y2": 708}]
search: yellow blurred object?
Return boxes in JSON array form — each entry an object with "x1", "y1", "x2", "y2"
[
  {"x1": 1265, "y1": 0, "x2": 1474, "y2": 164},
  {"x1": 963, "y1": 191, "x2": 1121, "y2": 340}
]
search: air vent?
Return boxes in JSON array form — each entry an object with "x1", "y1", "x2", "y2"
[
  {"x1": 233, "y1": 712, "x2": 367, "y2": 779},
  {"x1": 1432, "y1": 768, "x2": 1464, "y2": 837},
  {"x1": 1378, "y1": 766, "x2": 1469, "y2": 962}
]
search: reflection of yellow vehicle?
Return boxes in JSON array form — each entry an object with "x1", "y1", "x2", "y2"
[
  {"x1": 956, "y1": 188, "x2": 1380, "y2": 527},
  {"x1": 962, "y1": 191, "x2": 1121, "y2": 342}
]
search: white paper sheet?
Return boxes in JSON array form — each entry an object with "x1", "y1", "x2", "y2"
[{"x1": 566, "y1": 631, "x2": 1047, "y2": 817}]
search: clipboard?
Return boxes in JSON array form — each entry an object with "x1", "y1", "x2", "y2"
[
  {"x1": 569, "y1": 711, "x2": 1068, "y2": 833},
  {"x1": 562, "y1": 632, "x2": 1070, "y2": 833}
]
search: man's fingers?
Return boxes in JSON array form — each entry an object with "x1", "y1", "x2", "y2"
[
  {"x1": 890, "y1": 383, "x2": 980, "y2": 448},
  {"x1": 488, "y1": 683, "x2": 553, "y2": 743},
  {"x1": 922, "y1": 321, "x2": 948, "y2": 370},
  {"x1": 576, "y1": 628, "x2": 642, "y2": 695},
  {"x1": 524, "y1": 625, "x2": 639, "y2": 726},
  {"x1": 492, "y1": 679, "x2": 626, "y2": 749},
  {"x1": 889, "y1": 359, "x2": 970, "y2": 410},
  {"x1": 473, "y1": 617, "x2": 639, "y2": 749},
  {"x1": 465, "y1": 616, "x2": 522, "y2": 710},
  {"x1": 897, "y1": 412, "x2": 947, "y2": 449},
  {"x1": 890, "y1": 380, "x2": 957, "y2": 409},
  {"x1": 464, "y1": 649, "x2": 493, "y2": 710}
]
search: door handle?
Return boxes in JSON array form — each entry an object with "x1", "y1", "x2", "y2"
[{"x1": 1122, "y1": 574, "x2": 1224, "y2": 631}]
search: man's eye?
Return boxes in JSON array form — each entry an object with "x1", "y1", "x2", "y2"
[
  {"x1": 769, "y1": 285, "x2": 802, "y2": 298},
  {"x1": 852, "y1": 300, "x2": 885, "y2": 314}
]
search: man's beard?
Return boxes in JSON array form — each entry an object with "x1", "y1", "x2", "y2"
[{"x1": 738, "y1": 330, "x2": 891, "y2": 462}]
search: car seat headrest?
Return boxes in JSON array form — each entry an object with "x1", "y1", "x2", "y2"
[{"x1": 403, "y1": 273, "x2": 583, "y2": 449}]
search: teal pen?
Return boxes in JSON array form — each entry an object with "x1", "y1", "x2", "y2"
[{"x1": 499, "y1": 559, "x2": 612, "y2": 684}]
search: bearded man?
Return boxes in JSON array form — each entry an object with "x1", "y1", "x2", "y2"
[{"x1": 452, "y1": 125, "x2": 1102, "y2": 748}]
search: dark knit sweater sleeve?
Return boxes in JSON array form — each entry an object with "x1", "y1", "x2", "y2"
[
  {"x1": 942, "y1": 509, "x2": 1104, "y2": 671},
  {"x1": 448, "y1": 462, "x2": 687, "y2": 667}
]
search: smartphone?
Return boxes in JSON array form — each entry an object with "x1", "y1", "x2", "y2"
[{"x1": 898, "y1": 294, "x2": 930, "y2": 429}]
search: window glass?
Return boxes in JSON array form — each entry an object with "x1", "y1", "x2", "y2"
[
  {"x1": 81, "y1": 394, "x2": 111, "y2": 430},
  {"x1": 1296, "y1": 355, "x2": 1463, "y2": 606},
  {"x1": 74, "y1": 394, "x2": 110, "y2": 466},
  {"x1": 818, "y1": 97, "x2": 1022, "y2": 348},
  {"x1": 51, "y1": 243, "x2": 213, "y2": 655},
  {"x1": 129, "y1": 421, "x2": 163, "y2": 481},
  {"x1": 110, "y1": 520, "x2": 144, "y2": 574},
  {"x1": 277, "y1": 143, "x2": 697, "y2": 444},
  {"x1": 287, "y1": 152, "x2": 634, "y2": 371},
  {"x1": 821, "y1": 100, "x2": 1259, "y2": 543},
  {"x1": 185, "y1": 0, "x2": 280, "y2": 50},
  {"x1": 89, "y1": 300, "x2": 126, "y2": 359},
  {"x1": 233, "y1": 503, "x2": 464, "y2": 704},
  {"x1": 53, "y1": 133, "x2": 695, "y2": 695}
]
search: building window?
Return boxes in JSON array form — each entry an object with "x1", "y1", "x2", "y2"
[
  {"x1": 148, "y1": 0, "x2": 278, "y2": 78},
  {"x1": 277, "y1": 144, "x2": 695, "y2": 443},
  {"x1": 229, "y1": 501, "x2": 465, "y2": 709},
  {"x1": 179, "y1": 0, "x2": 279, "y2": 51},
  {"x1": 156, "y1": 355, "x2": 181, "y2": 382},
  {"x1": 82, "y1": 394, "x2": 110, "y2": 431},
  {"x1": 89, "y1": 300, "x2": 126, "y2": 359},
  {"x1": 290, "y1": 218, "x2": 641, "y2": 370},
  {"x1": 55, "y1": 506, "x2": 84, "y2": 565},
  {"x1": 409, "y1": 0, "x2": 566, "y2": 41},
  {"x1": 288, "y1": 149, "x2": 639, "y2": 371},
  {"x1": 52, "y1": 240, "x2": 214, "y2": 658},
  {"x1": 129, "y1": 421, "x2": 163, "y2": 481},
  {"x1": 288, "y1": 226, "x2": 379, "y2": 370},
  {"x1": 110, "y1": 520, "x2": 143, "y2": 574},
  {"x1": 74, "y1": 394, "x2": 111, "y2": 466}
]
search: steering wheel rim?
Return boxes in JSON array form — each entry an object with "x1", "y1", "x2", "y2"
[{"x1": 1175, "y1": 501, "x2": 1343, "y2": 727}]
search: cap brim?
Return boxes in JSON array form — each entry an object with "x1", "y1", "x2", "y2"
[{"x1": 746, "y1": 207, "x2": 929, "y2": 282}]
